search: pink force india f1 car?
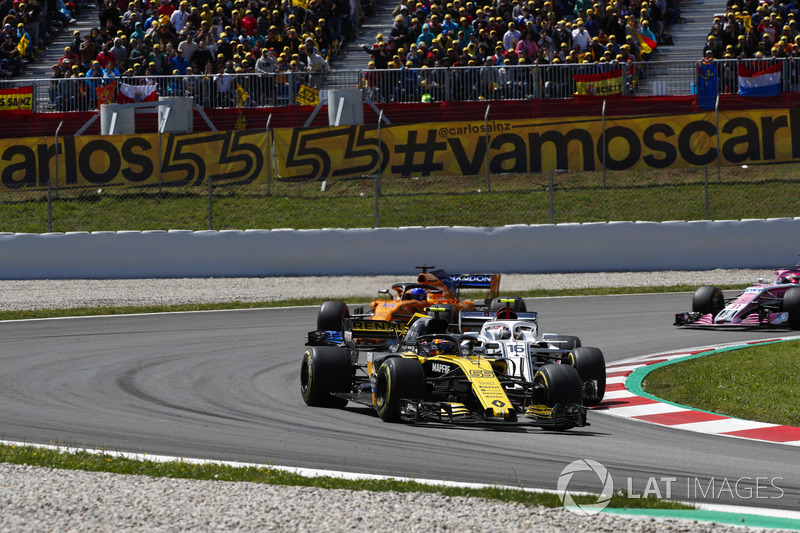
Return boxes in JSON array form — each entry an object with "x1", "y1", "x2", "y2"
[{"x1": 674, "y1": 263, "x2": 800, "y2": 328}]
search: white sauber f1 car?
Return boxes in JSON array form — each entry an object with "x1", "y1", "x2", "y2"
[{"x1": 457, "y1": 303, "x2": 606, "y2": 406}]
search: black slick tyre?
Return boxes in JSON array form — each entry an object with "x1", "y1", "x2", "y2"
[
  {"x1": 568, "y1": 346, "x2": 606, "y2": 406},
  {"x1": 692, "y1": 286, "x2": 724, "y2": 316},
  {"x1": 783, "y1": 287, "x2": 800, "y2": 329},
  {"x1": 374, "y1": 357, "x2": 425, "y2": 422},
  {"x1": 317, "y1": 300, "x2": 349, "y2": 332},
  {"x1": 300, "y1": 346, "x2": 351, "y2": 408},
  {"x1": 534, "y1": 364, "x2": 583, "y2": 430}
]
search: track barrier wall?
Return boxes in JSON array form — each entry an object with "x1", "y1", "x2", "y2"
[{"x1": 1, "y1": 218, "x2": 799, "y2": 279}]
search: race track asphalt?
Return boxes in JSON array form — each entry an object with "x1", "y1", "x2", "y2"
[{"x1": 0, "y1": 292, "x2": 797, "y2": 510}]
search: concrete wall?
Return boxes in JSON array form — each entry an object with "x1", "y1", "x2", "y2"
[{"x1": 1, "y1": 218, "x2": 798, "y2": 279}]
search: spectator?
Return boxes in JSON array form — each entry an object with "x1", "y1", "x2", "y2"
[
  {"x1": 110, "y1": 37, "x2": 129, "y2": 68},
  {"x1": 572, "y1": 18, "x2": 591, "y2": 51},
  {"x1": 177, "y1": 31, "x2": 198, "y2": 62},
  {"x1": 169, "y1": 46, "x2": 189, "y2": 73}
]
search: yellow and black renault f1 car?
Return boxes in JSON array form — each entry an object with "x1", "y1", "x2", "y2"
[{"x1": 301, "y1": 313, "x2": 588, "y2": 430}]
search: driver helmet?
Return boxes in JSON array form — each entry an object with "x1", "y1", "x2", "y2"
[
  {"x1": 486, "y1": 324, "x2": 511, "y2": 340},
  {"x1": 791, "y1": 275, "x2": 800, "y2": 284},
  {"x1": 408, "y1": 287, "x2": 427, "y2": 300},
  {"x1": 429, "y1": 338, "x2": 458, "y2": 355}
]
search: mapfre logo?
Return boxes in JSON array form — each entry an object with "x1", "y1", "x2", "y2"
[
  {"x1": 557, "y1": 459, "x2": 614, "y2": 516},
  {"x1": 430, "y1": 363, "x2": 451, "y2": 374}
]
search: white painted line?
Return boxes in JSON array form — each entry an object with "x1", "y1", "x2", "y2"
[
  {"x1": 640, "y1": 353, "x2": 696, "y2": 362},
  {"x1": 607, "y1": 376, "x2": 627, "y2": 384},
  {"x1": 674, "y1": 419, "x2": 777, "y2": 434},
  {"x1": 603, "y1": 389, "x2": 640, "y2": 400},
  {"x1": 606, "y1": 364, "x2": 646, "y2": 374},
  {"x1": 604, "y1": 402, "x2": 686, "y2": 417}
]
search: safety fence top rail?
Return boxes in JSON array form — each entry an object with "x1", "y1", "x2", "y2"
[{"x1": 3, "y1": 57, "x2": 796, "y2": 113}]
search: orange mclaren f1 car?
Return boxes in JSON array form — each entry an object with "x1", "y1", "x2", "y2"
[{"x1": 316, "y1": 266, "x2": 526, "y2": 333}]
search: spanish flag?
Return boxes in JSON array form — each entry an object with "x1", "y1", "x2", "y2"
[{"x1": 573, "y1": 69, "x2": 624, "y2": 96}]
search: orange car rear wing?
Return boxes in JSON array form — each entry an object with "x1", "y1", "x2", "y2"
[
  {"x1": 448, "y1": 274, "x2": 501, "y2": 300},
  {"x1": 417, "y1": 270, "x2": 501, "y2": 300}
]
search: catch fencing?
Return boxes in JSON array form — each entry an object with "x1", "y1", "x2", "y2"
[
  {"x1": 1, "y1": 152, "x2": 797, "y2": 233},
  {"x1": 4, "y1": 57, "x2": 799, "y2": 113}
]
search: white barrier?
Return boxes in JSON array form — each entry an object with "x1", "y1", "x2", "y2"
[{"x1": 0, "y1": 218, "x2": 798, "y2": 279}]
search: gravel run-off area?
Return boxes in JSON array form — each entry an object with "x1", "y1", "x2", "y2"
[{"x1": 0, "y1": 269, "x2": 774, "y2": 311}]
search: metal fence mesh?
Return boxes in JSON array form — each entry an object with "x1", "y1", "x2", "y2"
[{"x1": 2, "y1": 163, "x2": 798, "y2": 233}]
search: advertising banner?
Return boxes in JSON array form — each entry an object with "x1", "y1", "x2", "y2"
[
  {"x1": 1, "y1": 107, "x2": 800, "y2": 191},
  {"x1": 272, "y1": 107, "x2": 800, "y2": 179},
  {"x1": 0, "y1": 87, "x2": 34, "y2": 112},
  {"x1": 0, "y1": 130, "x2": 266, "y2": 191}
]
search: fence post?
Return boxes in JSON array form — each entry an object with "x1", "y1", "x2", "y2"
[
  {"x1": 208, "y1": 174, "x2": 213, "y2": 230},
  {"x1": 50, "y1": 121, "x2": 63, "y2": 232},
  {"x1": 484, "y1": 103, "x2": 491, "y2": 193},
  {"x1": 601, "y1": 99, "x2": 606, "y2": 187},
  {"x1": 375, "y1": 110, "x2": 383, "y2": 228},
  {"x1": 266, "y1": 113, "x2": 272, "y2": 196},
  {"x1": 715, "y1": 94, "x2": 721, "y2": 183},
  {"x1": 158, "y1": 115, "x2": 167, "y2": 194},
  {"x1": 549, "y1": 169, "x2": 555, "y2": 224},
  {"x1": 704, "y1": 166, "x2": 710, "y2": 220}
]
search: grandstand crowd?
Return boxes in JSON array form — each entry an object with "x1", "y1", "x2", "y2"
[
  {"x1": 25, "y1": 0, "x2": 369, "y2": 108},
  {"x1": 1, "y1": 0, "x2": 80, "y2": 78},
  {"x1": 703, "y1": 0, "x2": 800, "y2": 60},
  {"x1": 361, "y1": 0, "x2": 677, "y2": 71}
]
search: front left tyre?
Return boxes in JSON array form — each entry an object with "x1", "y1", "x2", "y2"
[
  {"x1": 692, "y1": 286, "x2": 724, "y2": 316},
  {"x1": 534, "y1": 364, "x2": 583, "y2": 430},
  {"x1": 783, "y1": 287, "x2": 800, "y2": 329},
  {"x1": 374, "y1": 357, "x2": 426, "y2": 422},
  {"x1": 300, "y1": 346, "x2": 352, "y2": 408}
]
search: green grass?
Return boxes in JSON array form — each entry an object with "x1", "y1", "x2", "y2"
[
  {"x1": 1, "y1": 164, "x2": 799, "y2": 232},
  {"x1": 0, "y1": 443, "x2": 690, "y2": 510},
  {"x1": 644, "y1": 341, "x2": 800, "y2": 427}
]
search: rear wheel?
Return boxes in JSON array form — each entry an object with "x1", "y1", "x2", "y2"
[
  {"x1": 568, "y1": 346, "x2": 606, "y2": 406},
  {"x1": 692, "y1": 286, "x2": 724, "y2": 316},
  {"x1": 783, "y1": 287, "x2": 800, "y2": 329},
  {"x1": 374, "y1": 357, "x2": 426, "y2": 422},
  {"x1": 533, "y1": 364, "x2": 583, "y2": 430},
  {"x1": 317, "y1": 300, "x2": 349, "y2": 332},
  {"x1": 300, "y1": 346, "x2": 352, "y2": 408}
]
